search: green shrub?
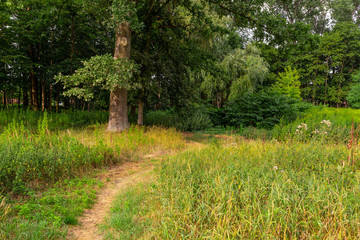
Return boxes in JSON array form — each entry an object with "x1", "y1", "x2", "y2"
[
  {"x1": 223, "y1": 91, "x2": 312, "y2": 129},
  {"x1": 144, "y1": 110, "x2": 174, "y2": 128},
  {"x1": 144, "y1": 106, "x2": 213, "y2": 132},
  {"x1": 346, "y1": 82, "x2": 360, "y2": 108}
]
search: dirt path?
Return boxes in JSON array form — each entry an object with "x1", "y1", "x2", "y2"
[
  {"x1": 68, "y1": 138, "x2": 210, "y2": 240},
  {"x1": 67, "y1": 152, "x2": 166, "y2": 240}
]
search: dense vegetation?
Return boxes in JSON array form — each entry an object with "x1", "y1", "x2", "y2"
[{"x1": 3, "y1": 0, "x2": 360, "y2": 239}]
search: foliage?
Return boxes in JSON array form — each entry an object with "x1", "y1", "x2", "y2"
[
  {"x1": 144, "y1": 105, "x2": 213, "y2": 132},
  {"x1": 56, "y1": 54, "x2": 139, "y2": 101},
  {"x1": 346, "y1": 72, "x2": 360, "y2": 108},
  {"x1": 271, "y1": 66, "x2": 302, "y2": 100},
  {"x1": 224, "y1": 45, "x2": 269, "y2": 99},
  {"x1": 222, "y1": 91, "x2": 311, "y2": 129},
  {"x1": 346, "y1": 82, "x2": 360, "y2": 108}
]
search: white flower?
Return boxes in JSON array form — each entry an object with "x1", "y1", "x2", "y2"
[
  {"x1": 273, "y1": 166, "x2": 278, "y2": 170},
  {"x1": 320, "y1": 120, "x2": 331, "y2": 127}
]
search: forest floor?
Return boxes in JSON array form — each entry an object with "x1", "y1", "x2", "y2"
[{"x1": 67, "y1": 135, "x2": 207, "y2": 240}]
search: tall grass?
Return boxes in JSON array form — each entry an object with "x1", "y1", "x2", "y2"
[
  {"x1": 108, "y1": 139, "x2": 360, "y2": 239},
  {"x1": 0, "y1": 108, "x2": 108, "y2": 132},
  {"x1": 0, "y1": 114, "x2": 184, "y2": 194},
  {"x1": 0, "y1": 111, "x2": 185, "y2": 239},
  {"x1": 273, "y1": 107, "x2": 360, "y2": 142}
]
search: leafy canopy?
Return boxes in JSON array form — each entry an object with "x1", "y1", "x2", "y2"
[{"x1": 55, "y1": 54, "x2": 139, "y2": 101}]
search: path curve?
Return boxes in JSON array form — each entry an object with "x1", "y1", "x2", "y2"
[{"x1": 68, "y1": 159, "x2": 155, "y2": 240}]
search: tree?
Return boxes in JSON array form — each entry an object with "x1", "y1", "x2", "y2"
[{"x1": 271, "y1": 66, "x2": 301, "y2": 100}]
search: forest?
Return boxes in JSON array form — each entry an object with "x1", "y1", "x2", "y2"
[{"x1": 3, "y1": 0, "x2": 360, "y2": 239}]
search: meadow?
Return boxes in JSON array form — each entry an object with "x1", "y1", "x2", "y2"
[
  {"x1": 0, "y1": 110, "x2": 185, "y2": 239},
  {"x1": 102, "y1": 107, "x2": 360, "y2": 239},
  {"x1": 2, "y1": 107, "x2": 360, "y2": 239}
]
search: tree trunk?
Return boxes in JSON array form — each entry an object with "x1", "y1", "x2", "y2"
[
  {"x1": 107, "y1": 22, "x2": 131, "y2": 132},
  {"x1": 18, "y1": 89, "x2": 21, "y2": 108},
  {"x1": 108, "y1": 87, "x2": 130, "y2": 131},
  {"x1": 137, "y1": 99, "x2": 144, "y2": 125},
  {"x1": 49, "y1": 84, "x2": 52, "y2": 112},
  {"x1": 23, "y1": 87, "x2": 29, "y2": 109},
  {"x1": 41, "y1": 78, "x2": 45, "y2": 111},
  {"x1": 56, "y1": 86, "x2": 59, "y2": 112},
  {"x1": 30, "y1": 71, "x2": 39, "y2": 111},
  {"x1": 3, "y1": 89, "x2": 7, "y2": 109}
]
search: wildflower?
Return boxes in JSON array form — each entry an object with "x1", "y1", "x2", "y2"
[
  {"x1": 320, "y1": 120, "x2": 331, "y2": 127},
  {"x1": 297, "y1": 123, "x2": 308, "y2": 131},
  {"x1": 273, "y1": 166, "x2": 278, "y2": 170}
]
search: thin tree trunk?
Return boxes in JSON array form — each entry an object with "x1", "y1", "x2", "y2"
[
  {"x1": 18, "y1": 89, "x2": 21, "y2": 108},
  {"x1": 137, "y1": 99, "x2": 144, "y2": 125},
  {"x1": 49, "y1": 83, "x2": 52, "y2": 112},
  {"x1": 56, "y1": 86, "x2": 59, "y2": 112},
  {"x1": 107, "y1": 22, "x2": 131, "y2": 132},
  {"x1": 30, "y1": 71, "x2": 38, "y2": 111},
  {"x1": 3, "y1": 89, "x2": 7, "y2": 109},
  {"x1": 23, "y1": 87, "x2": 29, "y2": 109},
  {"x1": 41, "y1": 78, "x2": 45, "y2": 111}
]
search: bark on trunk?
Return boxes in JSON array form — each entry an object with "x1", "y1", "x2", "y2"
[
  {"x1": 108, "y1": 87, "x2": 130, "y2": 131},
  {"x1": 137, "y1": 100, "x2": 144, "y2": 125},
  {"x1": 107, "y1": 22, "x2": 131, "y2": 132}
]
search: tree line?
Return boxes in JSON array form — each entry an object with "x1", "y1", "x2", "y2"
[{"x1": 2, "y1": 0, "x2": 360, "y2": 130}]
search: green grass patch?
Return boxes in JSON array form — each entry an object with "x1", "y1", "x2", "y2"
[{"x1": 1, "y1": 177, "x2": 102, "y2": 240}]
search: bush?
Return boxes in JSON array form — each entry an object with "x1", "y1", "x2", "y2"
[
  {"x1": 222, "y1": 91, "x2": 312, "y2": 129},
  {"x1": 144, "y1": 106, "x2": 213, "y2": 132},
  {"x1": 144, "y1": 110, "x2": 174, "y2": 128},
  {"x1": 346, "y1": 82, "x2": 360, "y2": 108}
]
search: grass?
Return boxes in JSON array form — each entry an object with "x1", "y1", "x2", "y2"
[
  {"x1": 272, "y1": 107, "x2": 360, "y2": 142},
  {"x1": 104, "y1": 137, "x2": 360, "y2": 239},
  {"x1": 5, "y1": 107, "x2": 360, "y2": 239},
  {"x1": 1, "y1": 177, "x2": 102, "y2": 240},
  {"x1": 0, "y1": 112, "x2": 186, "y2": 239},
  {"x1": 0, "y1": 108, "x2": 108, "y2": 133},
  {"x1": 101, "y1": 183, "x2": 153, "y2": 240}
]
